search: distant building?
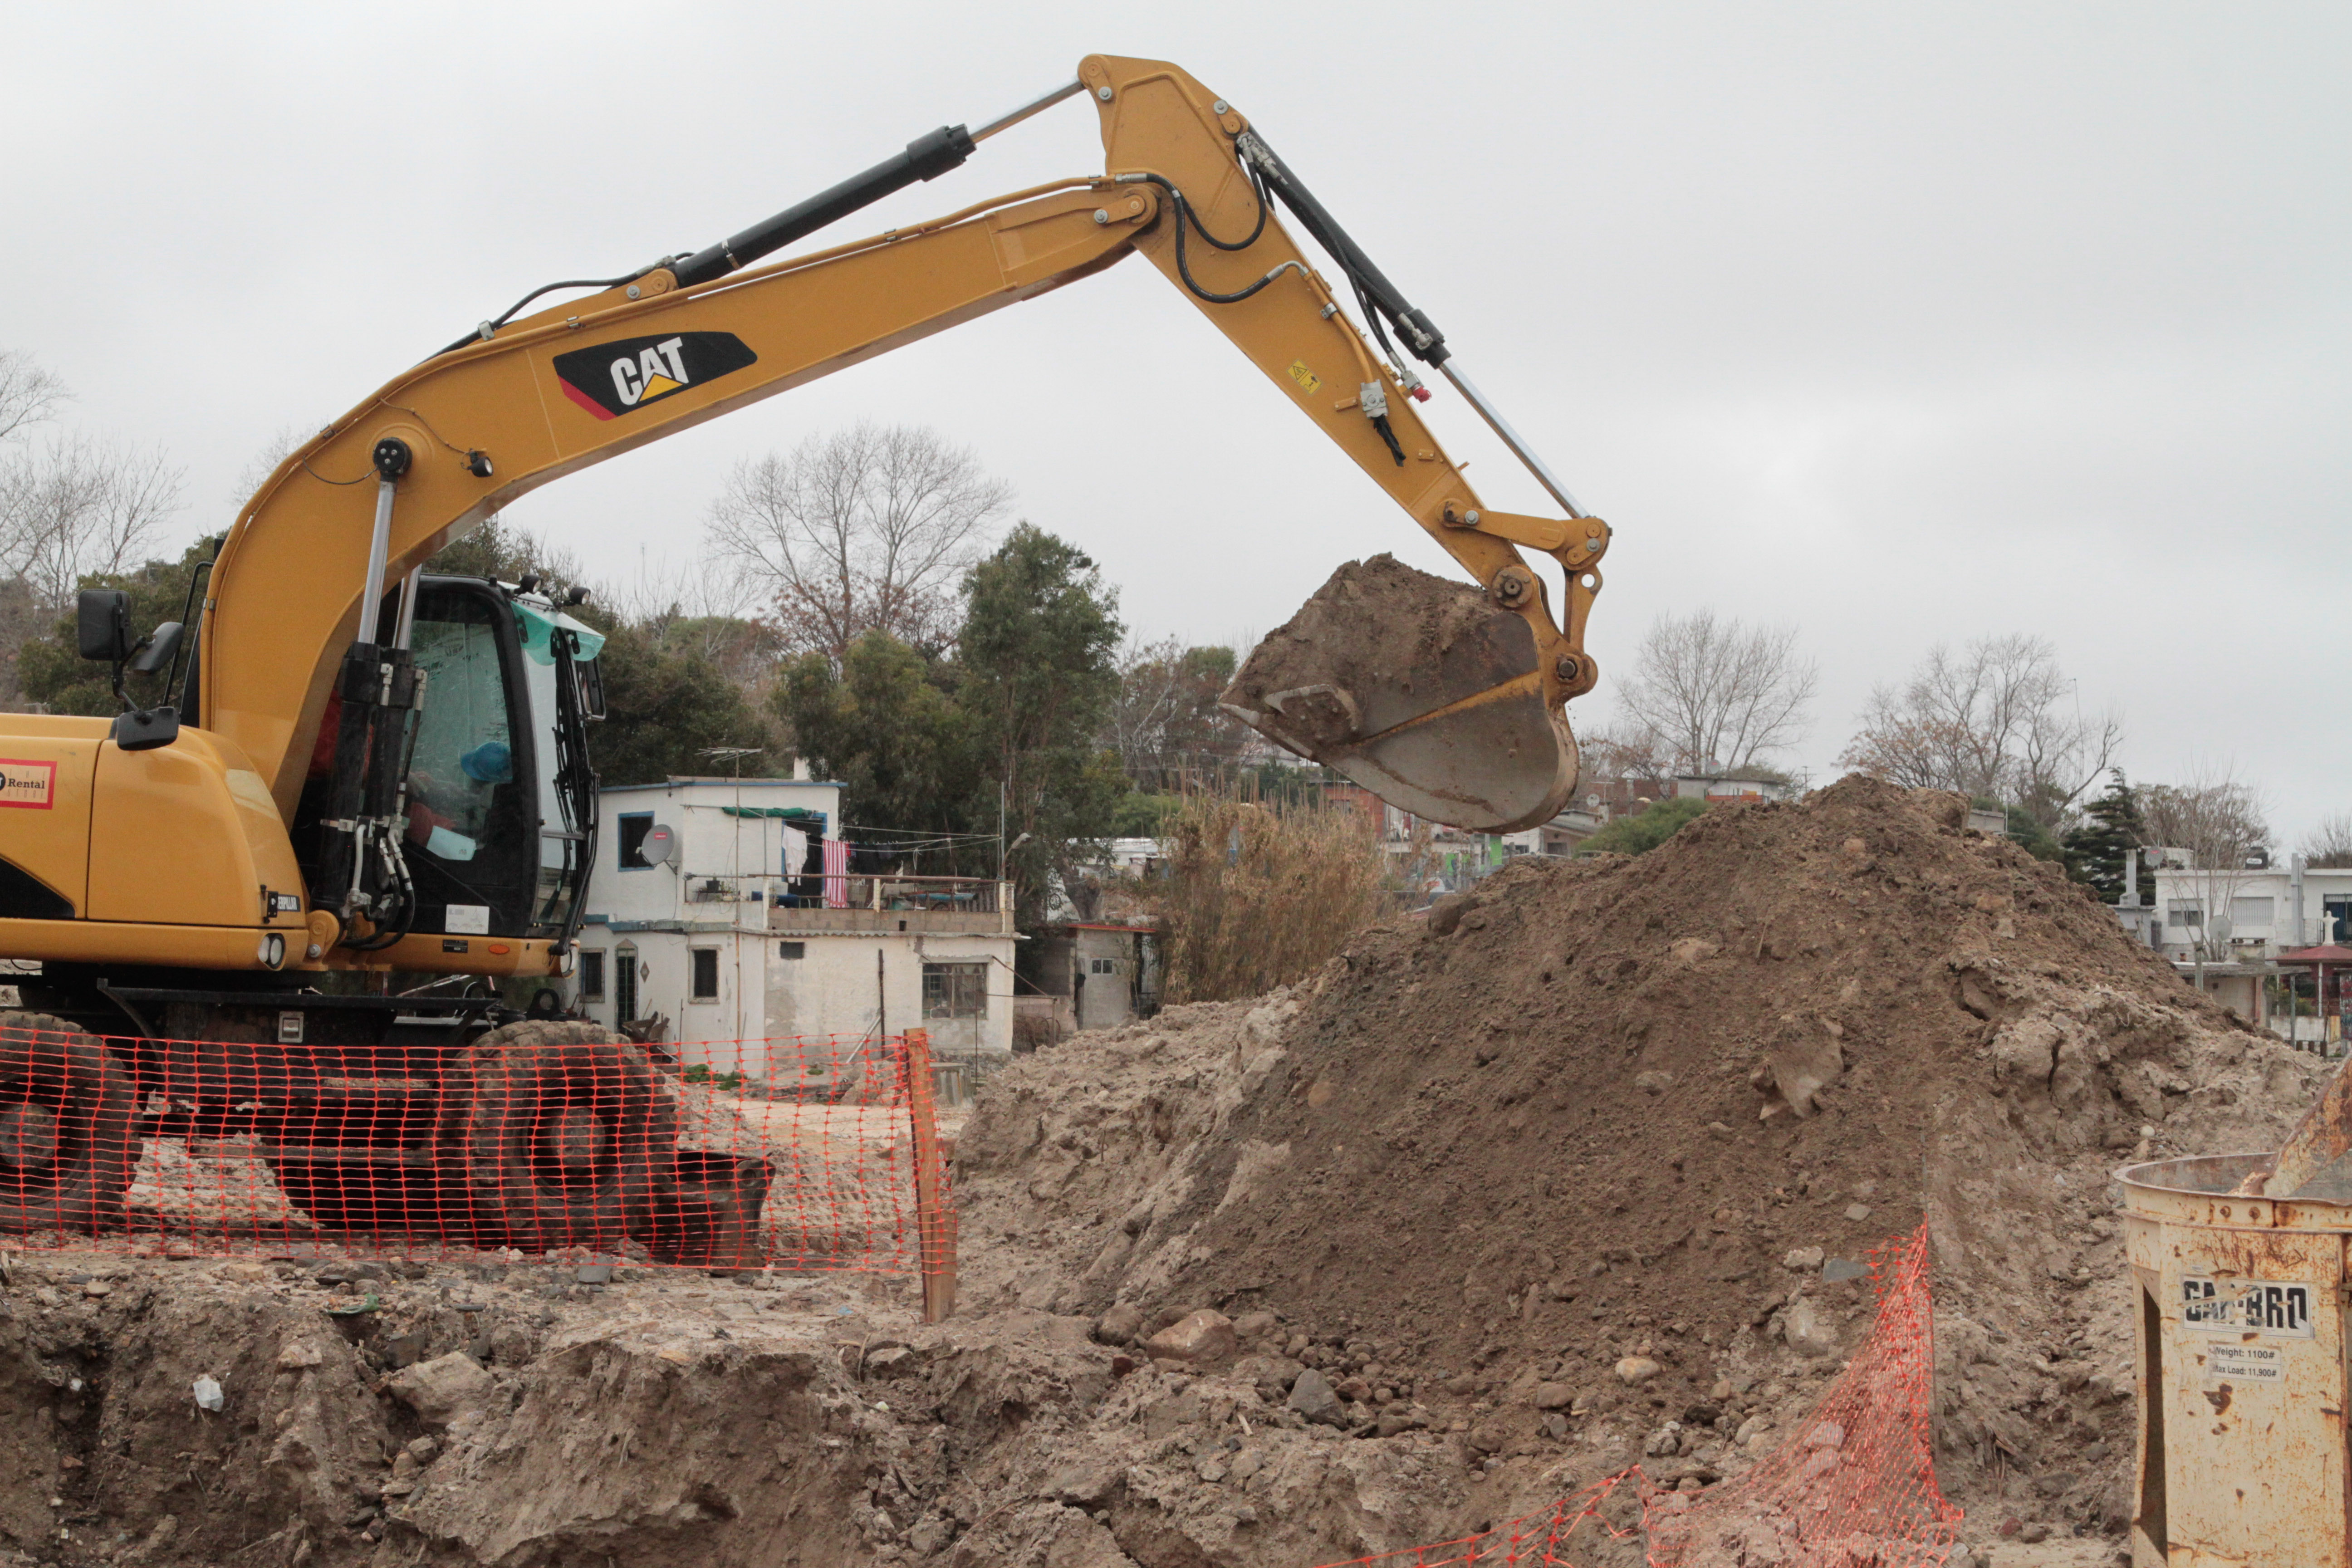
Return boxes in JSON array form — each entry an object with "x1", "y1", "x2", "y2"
[
  {"x1": 2141, "y1": 856, "x2": 2352, "y2": 1045},
  {"x1": 575, "y1": 776, "x2": 1015, "y2": 1080},
  {"x1": 1671, "y1": 772, "x2": 1795, "y2": 805}
]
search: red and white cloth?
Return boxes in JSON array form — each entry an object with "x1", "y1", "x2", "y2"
[{"x1": 822, "y1": 837, "x2": 850, "y2": 908}]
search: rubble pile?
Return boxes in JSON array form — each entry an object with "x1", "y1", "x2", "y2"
[{"x1": 956, "y1": 777, "x2": 2325, "y2": 1557}]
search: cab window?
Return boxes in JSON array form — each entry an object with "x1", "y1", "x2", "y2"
[{"x1": 407, "y1": 607, "x2": 516, "y2": 863}]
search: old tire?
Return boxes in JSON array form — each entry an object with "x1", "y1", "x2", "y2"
[
  {"x1": 0, "y1": 1011, "x2": 135, "y2": 1235},
  {"x1": 436, "y1": 1021, "x2": 676, "y2": 1250}
]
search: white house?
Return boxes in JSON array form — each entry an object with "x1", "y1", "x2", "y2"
[
  {"x1": 2147, "y1": 858, "x2": 2352, "y2": 960},
  {"x1": 2142, "y1": 856, "x2": 2352, "y2": 1039},
  {"x1": 573, "y1": 777, "x2": 1016, "y2": 1082}
]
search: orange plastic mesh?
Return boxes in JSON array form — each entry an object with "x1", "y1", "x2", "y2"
[
  {"x1": 1309, "y1": 1223, "x2": 1957, "y2": 1568},
  {"x1": 1308, "y1": 1469, "x2": 1647, "y2": 1567},
  {"x1": 1646, "y1": 1222, "x2": 1960, "y2": 1567},
  {"x1": 0, "y1": 1017, "x2": 955, "y2": 1278}
]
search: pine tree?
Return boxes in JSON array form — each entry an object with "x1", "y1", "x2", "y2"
[{"x1": 2062, "y1": 769, "x2": 2148, "y2": 904}]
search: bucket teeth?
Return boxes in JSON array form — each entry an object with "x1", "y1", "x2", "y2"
[{"x1": 1224, "y1": 555, "x2": 1580, "y2": 834}]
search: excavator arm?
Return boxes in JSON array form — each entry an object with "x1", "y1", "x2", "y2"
[{"x1": 197, "y1": 54, "x2": 1606, "y2": 960}]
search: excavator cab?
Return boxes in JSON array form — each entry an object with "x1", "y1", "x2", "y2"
[{"x1": 291, "y1": 574, "x2": 602, "y2": 956}]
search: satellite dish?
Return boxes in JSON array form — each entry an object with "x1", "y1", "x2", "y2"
[
  {"x1": 1585, "y1": 794, "x2": 1602, "y2": 810},
  {"x1": 642, "y1": 823, "x2": 677, "y2": 866}
]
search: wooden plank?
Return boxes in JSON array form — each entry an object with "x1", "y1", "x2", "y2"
[{"x1": 902, "y1": 1028, "x2": 957, "y2": 1323}]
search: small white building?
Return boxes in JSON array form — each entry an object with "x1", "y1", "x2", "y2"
[
  {"x1": 2147, "y1": 859, "x2": 2352, "y2": 961},
  {"x1": 2139, "y1": 856, "x2": 2352, "y2": 1040},
  {"x1": 573, "y1": 777, "x2": 1015, "y2": 1081},
  {"x1": 1671, "y1": 773, "x2": 1795, "y2": 805}
]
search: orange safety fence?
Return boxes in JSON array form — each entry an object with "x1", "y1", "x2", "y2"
[
  {"x1": 1308, "y1": 1469, "x2": 1648, "y2": 1568},
  {"x1": 0, "y1": 1015, "x2": 957, "y2": 1295},
  {"x1": 1311, "y1": 1222, "x2": 1957, "y2": 1568},
  {"x1": 1646, "y1": 1221, "x2": 1959, "y2": 1567}
]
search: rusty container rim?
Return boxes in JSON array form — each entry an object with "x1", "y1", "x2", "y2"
[{"x1": 2119, "y1": 1151, "x2": 2352, "y2": 1230}]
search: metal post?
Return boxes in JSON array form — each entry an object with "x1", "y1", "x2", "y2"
[
  {"x1": 355, "y1": 471, "x2": 400, "y2": 645},
  {"x1": 391, "y1": 566, "x2": 422, "y2": 652},
  {"x1": 903, "y1": 1027, "x2": 957, "y2": 1323},
  {"x1": 969, "y1": 79, "x2": 1083, "y2": 144},
  {"x1": 1436, "y1": 361, "x2": 1587, "y2": 520}
]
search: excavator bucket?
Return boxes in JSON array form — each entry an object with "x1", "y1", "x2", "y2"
[{"x1": 1222, "y1": 555, "x2": 1579, "y2": 834}]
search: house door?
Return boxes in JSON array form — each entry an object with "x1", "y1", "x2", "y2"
[
  {"x1": 921, "y1": 961, "x2": 988, "y2": 1056},
  {"x1": 614, "y1": 941, "x2": 639, "y2": 1025}
]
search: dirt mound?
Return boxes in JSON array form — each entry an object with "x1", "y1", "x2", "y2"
[{"x1": 958, "y1": 776, "x2": 2326, "y2": 1551}]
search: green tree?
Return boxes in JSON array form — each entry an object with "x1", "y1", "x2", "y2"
[
  {"x1": 577, "y1": 611, "x2": 776, "y2": 786},
  {"x1": 957, "y1": 524, "x2": 1125, "y2": 918},
  {"x1": 1578, "y1": 795, "x2": 1707, "y2": 855},
  {"x1": 2061, "y1": 770, "x2": 2147, "y2": 901},
  {"x1": 1103, "y1": 637, "x2": 1247, "y2": 790},
  {"x1": 16, "y1": 537, "x2": 216, "y2": 715},
  {"x1": 773, "y1": 630, "x2": 976, "y2": 837}
]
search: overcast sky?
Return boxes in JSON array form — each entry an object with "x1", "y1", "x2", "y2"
[{"x1": 6, "y1": 4, "x2": 2345, "y2": 843}]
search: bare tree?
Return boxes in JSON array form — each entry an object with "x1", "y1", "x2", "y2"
[
  {"x1": 705, "y1": 422, "x2": 1010, "y2": 662},
  {"x1": 2141, "y1": 764, "x2": 2271, "y2": 985},
  {"x1": 2300, "y1": 812, "x2": 2352, "y2": 870},
  {"x1": 0, "y1": 351, "x2": 69, "y2": 446},
  {"x1": 0, "y1": 433, "x2": 183, "y2": 607},
  {"x1": 229, "y1": 422, "x2": 317, "y2": 509},
  {"x1": 1613, "y1": 610, "x2": 1816, "y2": 775},
  {"x1": 1104, "y1": 636, "x2": 1245, "y2": 791},
  {"x1": 1839, "y1": 633, "x2": 2119, "y2": 828}
]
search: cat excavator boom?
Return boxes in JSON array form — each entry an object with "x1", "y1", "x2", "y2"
[{"x1": 0, "y1": 55, "x2": 1610, "y2": 1249}]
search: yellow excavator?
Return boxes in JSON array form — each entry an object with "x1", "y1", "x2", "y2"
[{"x1": 0, "y1": 55, "x2": 1608, "y2": 1242}]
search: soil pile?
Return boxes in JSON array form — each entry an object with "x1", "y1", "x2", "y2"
[{"x1": 958, "y1": 776, "x2": 2326, "y2": 1553}]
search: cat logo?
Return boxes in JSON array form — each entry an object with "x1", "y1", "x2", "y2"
[{"x1": 552, "y1": 331, "x2": 759, "y2": 421}]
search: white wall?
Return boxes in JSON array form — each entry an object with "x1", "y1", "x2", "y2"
[
  {"x1": 575, "y1": 926, "x2": 1014, "y2": 1080},
  {"x1": 2150, "y1": 865, "x2": 2352, "y2": 955},
  {"x1": 593, "y1": 778, "x2": 843, "y2": 925}
]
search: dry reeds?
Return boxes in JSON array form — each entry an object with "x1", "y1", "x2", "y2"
[{"x1": 1152, "y1": 789, "x2": 1394, "y2": 1004}]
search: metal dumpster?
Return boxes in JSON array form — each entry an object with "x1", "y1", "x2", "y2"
[{"x1": 2121, "y1": 1152, "x2": 2352, "y2": 1567}]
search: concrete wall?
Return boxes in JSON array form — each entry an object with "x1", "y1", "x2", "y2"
[
  {"x1": 576, "y1": 925, "x2": 1014, "y2": 1078},
  {"x1": 595, "y1": 777, "x2": 843, "y2": 924}
]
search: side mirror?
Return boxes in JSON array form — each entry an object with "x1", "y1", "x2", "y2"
[
  {"x1": 112, "y1": 707, "x2": 180, "y2": 752},
  {"x1": 77, "y1": 589, "x2": 132, "y2": 662},
  {"x1": 128, "y1": 621, "x2": 183, "y2": 676},
  {"x1": 575, "y1": 658, "x2": 607, "y2": 722}
]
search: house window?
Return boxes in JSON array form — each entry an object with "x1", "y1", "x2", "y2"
[
  {"x1": 2167, "y1": 901, "x2": 2202, "y2": 928},
  {"x1": 1089, "y1": 957, "x2": 1116, "y2": 975},
  {"x1": 617, "y1": 813, "x2": 656, "y2": 870},
  {"x1": 579, "y1": 949, "x2": 606, "y2": 1001},
  {"x1": 690, "y1": 947, "x2": 720, "y2": 1002},
  {"x1": 922, "y1": 961, "x2": 987, "y2": 1019},
  {"x1": 777, "y1": 941, "x2": 805, "y2": 960},
  {"x1": 2230, "y1": 897, "x2": 2275, "y2": 928},
  {"x1": 614, "y1": 941, "x2": 639, "y2": 1023}
]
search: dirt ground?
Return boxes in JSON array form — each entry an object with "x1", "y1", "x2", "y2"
[{"x1": 0, "y1": 777, "x2": 2328, "y2": 1567}]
